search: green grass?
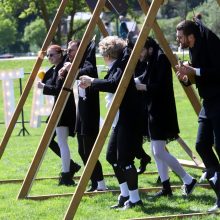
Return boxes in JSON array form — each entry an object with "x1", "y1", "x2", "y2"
[{"x1": 0, "y1": 58, "x2": 219, "y2": 219}]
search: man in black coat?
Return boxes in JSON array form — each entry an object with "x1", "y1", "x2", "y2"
[
  {"x1": 176, "y1": 19, "x2": 220, "y2": 212},
  {"x1": 59, "y1": 40, "x2": 106, "y2": 191}
]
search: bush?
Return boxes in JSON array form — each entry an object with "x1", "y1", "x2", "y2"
[
  {"x1": 23, "y1": 18, "x2": 47, "y2": 53},
  {"x1": 0, "y1": 16, "x2": 17, "y2": 51}
]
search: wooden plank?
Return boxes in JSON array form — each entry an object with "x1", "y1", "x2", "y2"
[
  {"x1": 177, "y1": 136, "x2": 202, "y2": 166},
  {"x1": 64, "y1": 1, "x2": 164, "y2": 219},
  {"x1": 0, "y1": 171, "x2": 159, "y2": 184},
  {"x1": 130, "y1": 212, "x2": 220, "y2": 220},
  {"x1": 87, "y1": 3, "x2": 109, "y2": 37},
  {"x1": 138, "y1": 0, "x2": 201, "y2": 115},
  {"x1": 17, "y1": 0, "x2": 106, "y2": 199},
  {"x1": 0, "y1": 0, "x2": 69, "y2": 159},
  {"x1": 178, "y1": 159, "x2": 205, "y2": 169},
  {"x1": 26, "y1": 184, "x2": 210, "y2": 200}
]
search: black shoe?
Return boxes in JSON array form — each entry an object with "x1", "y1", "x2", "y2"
[
  {"x1": 69, "y1": 162, "x2": 81, "y2": 179},
  {"x1": 110, "y1": 195, "x2": 129, "y2": 209},
  {"x1": 154, "y1": 189, "x2": 173, "y2": 197},
  {"x1": 87, "y1": 186, "x2": 97, "y2": 192},
  {"x1": 122, "y1": 200, "x2": 143, "y2": 210},
  {"x1": 58, "y1": 172, "x2": 76, "y2": 186},
  {"x1": 182, "y1": 178, "x2": 197, "y2": 196},
  {"x1": 137, "y1": 155, "x2": 151, "y2": 175}
]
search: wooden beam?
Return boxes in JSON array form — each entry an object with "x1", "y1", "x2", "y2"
[
  {"x1": 17, "y1": 0, "x2": 106, "y2": 199},
  {"x1": 63, "y1": 1, "x2": 163, "y2": 219},
  {"x1": 130, "y1": 212, "x2": 220, "y2": 220},
  {"x1": 0, "y1": 171, "x2": 159, "y2": 184},
  {"x1": 178, "y1": 159, "x2": 205, "y2": 169},
  {"x1": 0, "y1": 0, "x2": 69, "y2": 159},
  {"x1": 177, "y1": 136, "x2": 202, "y2": 166},
  {"x1": 138, "y1": 0, "x2": 201, "y2": 115},
  {"x1": 26, "y1": 184, "x2": 210, "y2": 200},
  {"x1": 87, "y1": 4, "x2": 109, "y2": 37}
]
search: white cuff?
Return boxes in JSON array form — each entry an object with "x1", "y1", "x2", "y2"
[
  {"x1": 195, "y1": 68, "x2": 200, "y2": 76},
  {"x1": 134, "y1": 77, "x2": 141, "y2": 84}
]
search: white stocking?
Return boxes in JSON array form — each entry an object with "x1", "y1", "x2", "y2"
[
  {"x1": 151, "y1": 140, "x2": 190, "y2": 182},
  {"x1": 56, "y1": 126, "x2": 71, "y2": 173}
]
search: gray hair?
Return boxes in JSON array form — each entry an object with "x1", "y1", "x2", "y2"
[{"x1": 98, "y1": 36, "x2": 126, "y2": 59}]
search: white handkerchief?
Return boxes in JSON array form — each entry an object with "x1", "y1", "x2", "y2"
[{"x1": 105, "y1": 93, "x2": 119, "y2": 128}]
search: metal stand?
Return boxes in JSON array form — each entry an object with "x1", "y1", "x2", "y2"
[{"x1": 17, "y1": 78, "x2": 30, "y2": 136}]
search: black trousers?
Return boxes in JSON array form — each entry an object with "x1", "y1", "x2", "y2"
[
  {"x1": 106, "y1": 124, "x2": 138, "y2": 190},
  {"x1": 196, "y1": 114, "x2": 220, "y2": 170},
  {"x1": 106, "y1": 124, "x2": 136, "y2": 167},
  {"x1": 77, "y1": 133, "x2": 104, "y2": 186}
]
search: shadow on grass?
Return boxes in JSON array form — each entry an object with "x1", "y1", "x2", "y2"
[{"x1": 139, "y1": 193, "x2": 215, "y2": 215}]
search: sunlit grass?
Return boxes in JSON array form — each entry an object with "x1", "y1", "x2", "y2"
[{"x1": 0, "y1": 58, "x2": 219, "y2": 219}]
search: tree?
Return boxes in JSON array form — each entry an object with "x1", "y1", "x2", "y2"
[
  {"x1": 0, "y1": 16, "x2": 17, "y2": 52},
  {"x1": 23, "y1": 18, "x2": 46, "y2": 52}
]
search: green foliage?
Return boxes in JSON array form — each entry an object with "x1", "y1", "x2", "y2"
[
  {"x1": 193, "y1": 0, "x2": 220, "y2": 38},
  {"x1": 23, "y1": 18, "x2": 47, "y2": 52},
  {"x1": 158, "y1": 17, "x2": 180, "y2": 45},
  {"x1": 0, "y1": 16, "x2": 17, "y2": 51}
]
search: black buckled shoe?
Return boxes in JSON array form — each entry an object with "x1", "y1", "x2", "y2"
[
  {"x1": 154, "y1": 189, "x2": 173, "y2": 197},
  {"x1": 182, "y1": 178, "x2": 197, "y2": 196},
  {"x1": 137, "y1": 155, "x2": 151, "y2": 175},
  {"x1": 69, "y1": 162, "x2": 81, "y2": 179},
  {"x1": 58, "y1": 172, "x2": 76, "y2": 186},
  {"x1": 122, "y1": 200, "x2": 143, "y2": 210},
  {"x1": 110, "y1": 195, "x2": 129, "y2": 209}
]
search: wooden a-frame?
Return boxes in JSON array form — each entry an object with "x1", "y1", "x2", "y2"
[
  {"x1": 16, "y1": 0, "x2": 202, "y2": 202},
  {"x1": 0, "y1": 1, "x2": 218, "y2": 213},
  {"x1": 0, "y1": 0, "x2": 219, "y2": 219},
  {"x1": 63, "y1": 0, "x2": 204, "y2": 219},
  {"x1": 0, "y1": 0, "x2": 204, "y2": 198}
]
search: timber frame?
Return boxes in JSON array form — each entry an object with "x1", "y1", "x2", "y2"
[{"x1": 0, "y1": 0, "x2": 219, "y2": 219}]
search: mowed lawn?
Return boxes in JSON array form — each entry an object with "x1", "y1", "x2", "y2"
[{"x1": 0, "y1": 57, "x2": 219, "y2": 220}]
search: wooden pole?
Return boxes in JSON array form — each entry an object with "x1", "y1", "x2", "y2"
[
  {"x1": 217, "y1": 0, "x2": 220, "y2": 7},
  {"x1": 17, "y1": 0, "x2": 106, "y2": 199},
  {"x1": 0, "y1": 0, "x2": 68, "y2": 159},
  {"x1": 63, "y1": 1, "x2": 163, "y2": 219}
]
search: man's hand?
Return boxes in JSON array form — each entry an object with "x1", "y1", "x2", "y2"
[
  {"x1": 176, "y1": 64, "x2": 196, "y2": 84},
  {"x1": 63, "y1": 62, "x2": 71, "y2": 71},
  {"x1": 79, "y1": 75, "x2": 94, "y2": 89},
  {"x1": 58, "y1": 62, "x2": 72, "y2": 79}
]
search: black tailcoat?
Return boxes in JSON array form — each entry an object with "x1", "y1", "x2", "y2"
[
  {"x1": 91, "y1": 47, "x2": 143, "y2": 166},
  {"x1": 189, "y1": 26, "x2": 220, "y2": 118},
  {"x1": 75, "y1": 41, "x2": 100, "y2": 136},
  {"x1": 43, "y1": 59, "x2": 76, "y2": 136},
  {"x1": 138, "y1": 50, "x2": 179, "y2": 141}
]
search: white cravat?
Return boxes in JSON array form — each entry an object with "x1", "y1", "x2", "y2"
[{"x1": 105, "y1": 93, "x2": 119, "y2": 128}]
